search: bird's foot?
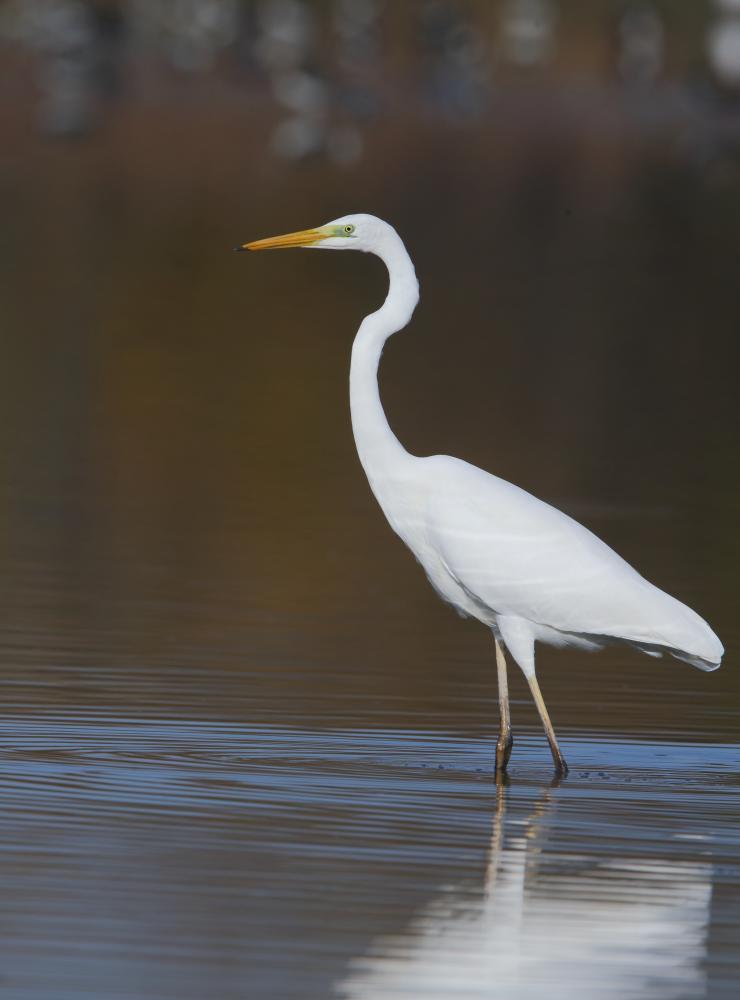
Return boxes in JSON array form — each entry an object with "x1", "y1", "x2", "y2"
[
  {"x1": 495, "y1": 731, "x2": 513, "y2": 773},
  {"x1": 551, "y1": 751, "x2": 569, "y2": 778}
]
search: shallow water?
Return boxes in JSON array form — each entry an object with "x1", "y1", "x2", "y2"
[
  {"x1": 0, "y1": 495, "x2": 738, "y2": 999},
  {"x1": 0, "y1": 716, "x2": 737, "y2": 999},
  {"x1": 2, "y1": 76, "x2": 740, "y2": 998}
]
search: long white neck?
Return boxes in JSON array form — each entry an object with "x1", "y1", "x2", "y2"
[{"x1": 350, "y1": 230, "x2": 419, "y2": 498}]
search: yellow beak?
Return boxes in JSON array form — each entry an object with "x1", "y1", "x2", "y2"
[{"x1": 236, "y1": 227, "x2": 326, "y2": 252}]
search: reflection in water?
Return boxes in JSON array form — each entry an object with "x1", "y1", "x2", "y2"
[
  {"x1": 340, "y1": 783, "x2": 711, "y2": 1000},
  {"x1": 0, "y1": 717, "x2": 735, "y2": 997}
]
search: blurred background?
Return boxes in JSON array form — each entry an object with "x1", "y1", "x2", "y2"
[
  {"x1": 1, "y1": 4, "x2": 740, "y2": 999},
  {"x1": 0, "y1": 0, "x2": 738, "y2": 734}
]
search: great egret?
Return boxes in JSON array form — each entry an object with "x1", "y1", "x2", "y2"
[{"x1": 239, "y1": 214, "x2": 723, "y2": 774}]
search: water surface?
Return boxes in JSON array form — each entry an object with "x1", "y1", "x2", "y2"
[
  {"x1": 1, "y1": 65, "x2": 739, "y2": 999},
  {"x1": 0, "y1": 714, "x2": 737, "y2": 999}
]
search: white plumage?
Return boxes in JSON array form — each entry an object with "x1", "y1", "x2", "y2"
[
  {"x1": 408, "y1": 454, "x2": 722, "y2": 672},
  {"x1": 242, "y1": 213, "x2": 723, "y2": 773}
]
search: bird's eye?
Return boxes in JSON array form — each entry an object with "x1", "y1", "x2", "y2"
[{"x1": 344, "y1": 225, "x2": 355, "y2": 235}]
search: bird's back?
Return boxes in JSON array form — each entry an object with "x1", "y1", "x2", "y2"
[{"x1": 401, "y1": 455, "x2": 723, "y2": 670}]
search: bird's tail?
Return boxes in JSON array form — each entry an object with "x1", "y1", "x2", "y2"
[{"x1": 670, "y1": 648, "x2": 722, "y2": 672}]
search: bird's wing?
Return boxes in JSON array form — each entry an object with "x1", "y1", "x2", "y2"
[{"x1": 422, "y1": 455, "x2": 717, "y2": 659}]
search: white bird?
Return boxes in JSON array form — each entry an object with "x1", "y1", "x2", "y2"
[{"x1": 239, "y1": 214, "x2": 723, "y2": 774}]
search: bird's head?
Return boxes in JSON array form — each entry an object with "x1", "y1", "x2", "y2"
[{"x1": 237, "y1": 214, "x2": 392, "y2": 254}]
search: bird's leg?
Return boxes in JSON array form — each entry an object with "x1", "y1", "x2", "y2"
[
  {"x1": 525, "y1": 674, "x2": 568, "y2": 776},
  {"x1": 494, "y1": 638, "x2": 513, "y2": 773}
]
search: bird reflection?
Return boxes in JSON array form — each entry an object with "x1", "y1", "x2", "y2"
[{"x1": 339, "y1": 779, "x2": 711, "y2": 1000}]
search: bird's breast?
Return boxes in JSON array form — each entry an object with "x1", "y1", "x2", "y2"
[{"x1": 371, "y1": 475, "x2": 486, "y2": 621}]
